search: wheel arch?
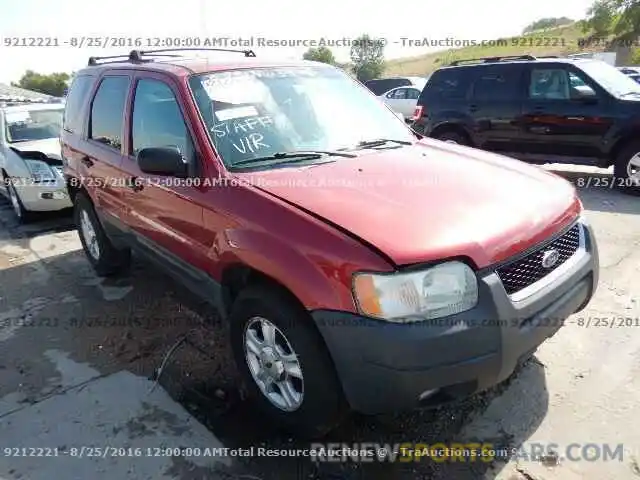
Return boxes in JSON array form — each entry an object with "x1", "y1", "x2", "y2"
[
  {"x1": 221, "y1": 263, "x2": 310, "y2": 320},
  {"x1": 430, "y1": 123, "x2": 473, "y2": 145},
  {"x1": 223, "y1": 262, "x2": 350, "y2": 418},
  {"x1": 609, "y1": 134, "x2": 639, "y2": 168}
]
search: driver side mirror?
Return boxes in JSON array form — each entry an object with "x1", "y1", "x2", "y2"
[{"x1": 137, "y1": 146, "x2": 188, "y2": 177}]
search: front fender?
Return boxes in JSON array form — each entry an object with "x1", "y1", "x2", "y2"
[
  {"x1": 212, "y1": 228, "x2": 354, "y2": 312},
  {"x1": 2, "y1": 149, "x2": 31, "y2": 179}
]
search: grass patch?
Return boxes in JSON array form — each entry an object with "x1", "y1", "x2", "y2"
[{"x1": 383, "y1": 23, "x2": 605, "y2": 77}]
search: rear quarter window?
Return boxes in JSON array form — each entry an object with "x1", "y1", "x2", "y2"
[
  {"x1": 63, "y1": 75, "x2": 95, "y2": 134},
  {"x1": 419, "y1": 68, "x2": 472, "y2": 104}
]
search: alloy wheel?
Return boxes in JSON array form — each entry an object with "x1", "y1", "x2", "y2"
[
  {"x1": 80, "y1": 209, "x2": 100, "y2": 260},
  {"x1": 627, "y1": 153, "x2": 640, "y2": 185},
  {"x1": 8, "y1": 184, "x2": 22, "y2": 219},
  {"x1": 244, "y1": 316, "x2": 304, "y2": 412}
]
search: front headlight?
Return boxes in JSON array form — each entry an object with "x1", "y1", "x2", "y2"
[
  {"x1": 25, "y1": 160, "x2": 56, "y2": 182},
  {"x1": 352, "y1": 261, "x2": 478, "y2": 322}
]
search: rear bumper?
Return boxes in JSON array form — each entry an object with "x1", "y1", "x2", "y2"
[{"x1": 311, "y1": 220, "x2": 598, "y2": 414}]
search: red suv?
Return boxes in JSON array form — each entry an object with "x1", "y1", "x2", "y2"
[{"x1": 62, "y1": 49, "x2": 599, "y2": 437}]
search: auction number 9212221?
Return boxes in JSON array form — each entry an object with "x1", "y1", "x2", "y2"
[
  {"x1": 3, "y1": 36, "x2": 235, "y2": 48},
  {"x1": 2, "y1": 447, "x2": 224, "y2": 458}
]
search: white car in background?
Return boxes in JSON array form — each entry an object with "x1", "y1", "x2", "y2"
[
  {"x1": 0, "y1": 102, "x2": 71, "y2": 222},
  {"x1": 379, "y1": 85, "x2": 423, "y2": 121}
]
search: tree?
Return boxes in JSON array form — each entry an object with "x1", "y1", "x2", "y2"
[
  {"x1": 349, "y1": 34, "x2": 385, "y2": 82},
  {"x1": 581, "y1": 0, "x2": 617, "y2": 36},
  {"x1": 582, "y1": 0, "x2": 640, "y2": 39},
  {"x1": 523, "y1": 17, "x2": 574, "y2": 33},
  {"x1": 582, "y1": 0, "x2": 640, "y2": 64},
  {"x1": 11, "y1": 70, "x2": 70, "y2": 97},
  {"x1": 303, "y1": 46, "x2": 336, "y2": 65}
]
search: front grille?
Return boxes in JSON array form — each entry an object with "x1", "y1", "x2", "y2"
[{"x1": 496, "y1": 224, "x2": 581, "y2": 295}]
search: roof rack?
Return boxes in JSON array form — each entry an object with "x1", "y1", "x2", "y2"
[
  {"x1": 87, "y1": 47, "x2": 256, "y2": 66},
  {"x1": 449, "y1": 55, "x2": 537, "y2": 66},
  {"x1": 87, "y1": 52, "x2": 181, "y2": 66}
]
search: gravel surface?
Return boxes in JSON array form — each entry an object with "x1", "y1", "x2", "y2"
[{"x1": 0, "y1": 164, "x2": 638, "y2": 480}]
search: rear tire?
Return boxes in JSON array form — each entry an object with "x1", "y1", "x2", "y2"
[
  {"x1": 230, "y1": 284, "x2": 347, "y2": 438},
  {"x1": 433, "y1": 130, "x2": 468, "y2": 145},
  {"x1": 74, "y1": 191, "x2": 131, "y2": 276},
  {"x1": 614, "y1": 141, "x2": 640, "y2": 196}
]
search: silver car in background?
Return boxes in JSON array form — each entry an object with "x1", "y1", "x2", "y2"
[{"x1": 0, "y1": 102, "x2": 72, "y2": 222}]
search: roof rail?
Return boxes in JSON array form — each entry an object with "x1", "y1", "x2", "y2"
[
  {"x1": 87, "y1": 52, "x2": 180, "y2": 66},
  {"x1": 132, "y1": 47, "x2": 256, "y2": 58},
  {"x1": 449, "y1": 55, "x2": 537, "y2": 66},
  {"x1": 87, "y1": 47, "x2": 256, "y2": 66}
]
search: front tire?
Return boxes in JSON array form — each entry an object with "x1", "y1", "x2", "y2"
[
  {"x1": 614, "y1": 141, "x2": 640, "y2": 196},
  {"x1": 6, "y1": 178, "x2": 31, "y2": 224},
  {"x1": 230, "y1": 284, "x2": 347, "y2": 438},
  {"x1": 74, "y1": 191, "x2": 131, "y2": 276}
]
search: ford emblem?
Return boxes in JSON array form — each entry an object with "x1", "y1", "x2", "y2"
[{"x1": 541, "y1": 249, "x2": 560, "y2": 269}]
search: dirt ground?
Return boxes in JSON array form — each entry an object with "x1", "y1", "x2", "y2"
[{"x1": 0, "y1": 164, "x2": 639, "y2": 480}]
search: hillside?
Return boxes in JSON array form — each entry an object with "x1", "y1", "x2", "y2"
[{"x1": 383, "y1": 22, "x2": 603, "y2": 76}]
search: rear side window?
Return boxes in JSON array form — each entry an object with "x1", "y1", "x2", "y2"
[
  {"x1": 470, "y1": 67, "x2": 523, "y2": 101},
  {"x1": 63, "y1": 75, "x2": 94, "y2": 134},
  {"x1": 406, "y1": 87, "x2": 421, "y2": 99},
  {"x1": 89, "y1": 76, "x2": 130, "y2": 150},
  {"x1": 420, "y1": 69, "x2": 471, "y2": 102},
  {"x1": 387, "y1": 88, "x2": 408, "y2": 99}
]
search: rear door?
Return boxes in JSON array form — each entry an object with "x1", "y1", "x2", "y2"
[
  {"x1": 467, "y1": 64, "x2": 526, "y2": 153},
  {"x1": 65, "y1": 73, "x2": 132, "y2": 224},
  {"x1": 383, "y1": 87, "x2": 409, "y2": 116}
]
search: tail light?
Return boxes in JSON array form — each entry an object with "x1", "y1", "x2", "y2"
[{"x1": 412, "y1": 105, "x2": 424, "y2": 121}]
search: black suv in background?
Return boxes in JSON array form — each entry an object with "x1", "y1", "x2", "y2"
[{"x1": 412, "y1": 55, "x2": 640, "y2": 195}]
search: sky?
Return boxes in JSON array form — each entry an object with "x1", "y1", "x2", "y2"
[{"x1": 0, "y1": 0, "x2": 594, "y2": 84}]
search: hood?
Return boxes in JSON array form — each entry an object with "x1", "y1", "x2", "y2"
[
  {"x1": 10, "y1": 138, "x2": 61, "y2": 159},
  {"x1": 235, "y1": 140, "x2": 581, "y2": 269}
]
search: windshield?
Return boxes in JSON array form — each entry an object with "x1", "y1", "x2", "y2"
[
  {"x1": 188, "y1": 66, "x2": 414, "y2": 169},
  {"x1": 578, "y1": 61, "x2": 640, "y2": 96},
  {"x1": 4, "y1": 108, "x2": 63, "y2": 143}
]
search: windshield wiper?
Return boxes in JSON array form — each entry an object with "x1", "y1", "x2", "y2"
[
  {"x1": 344, "y1": 138, "x2": 414, "y2": 150},
  {"x1": 232, "y1": 150, "x2": 356, "y2": 167}
]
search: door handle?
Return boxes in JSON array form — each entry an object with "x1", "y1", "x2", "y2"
[
  {"x1": 80, "y1": 156, "x2": 94, "y2": 168},
  {"x1": 128, "y1": 177, "x2": 144, "y2": 192}
]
